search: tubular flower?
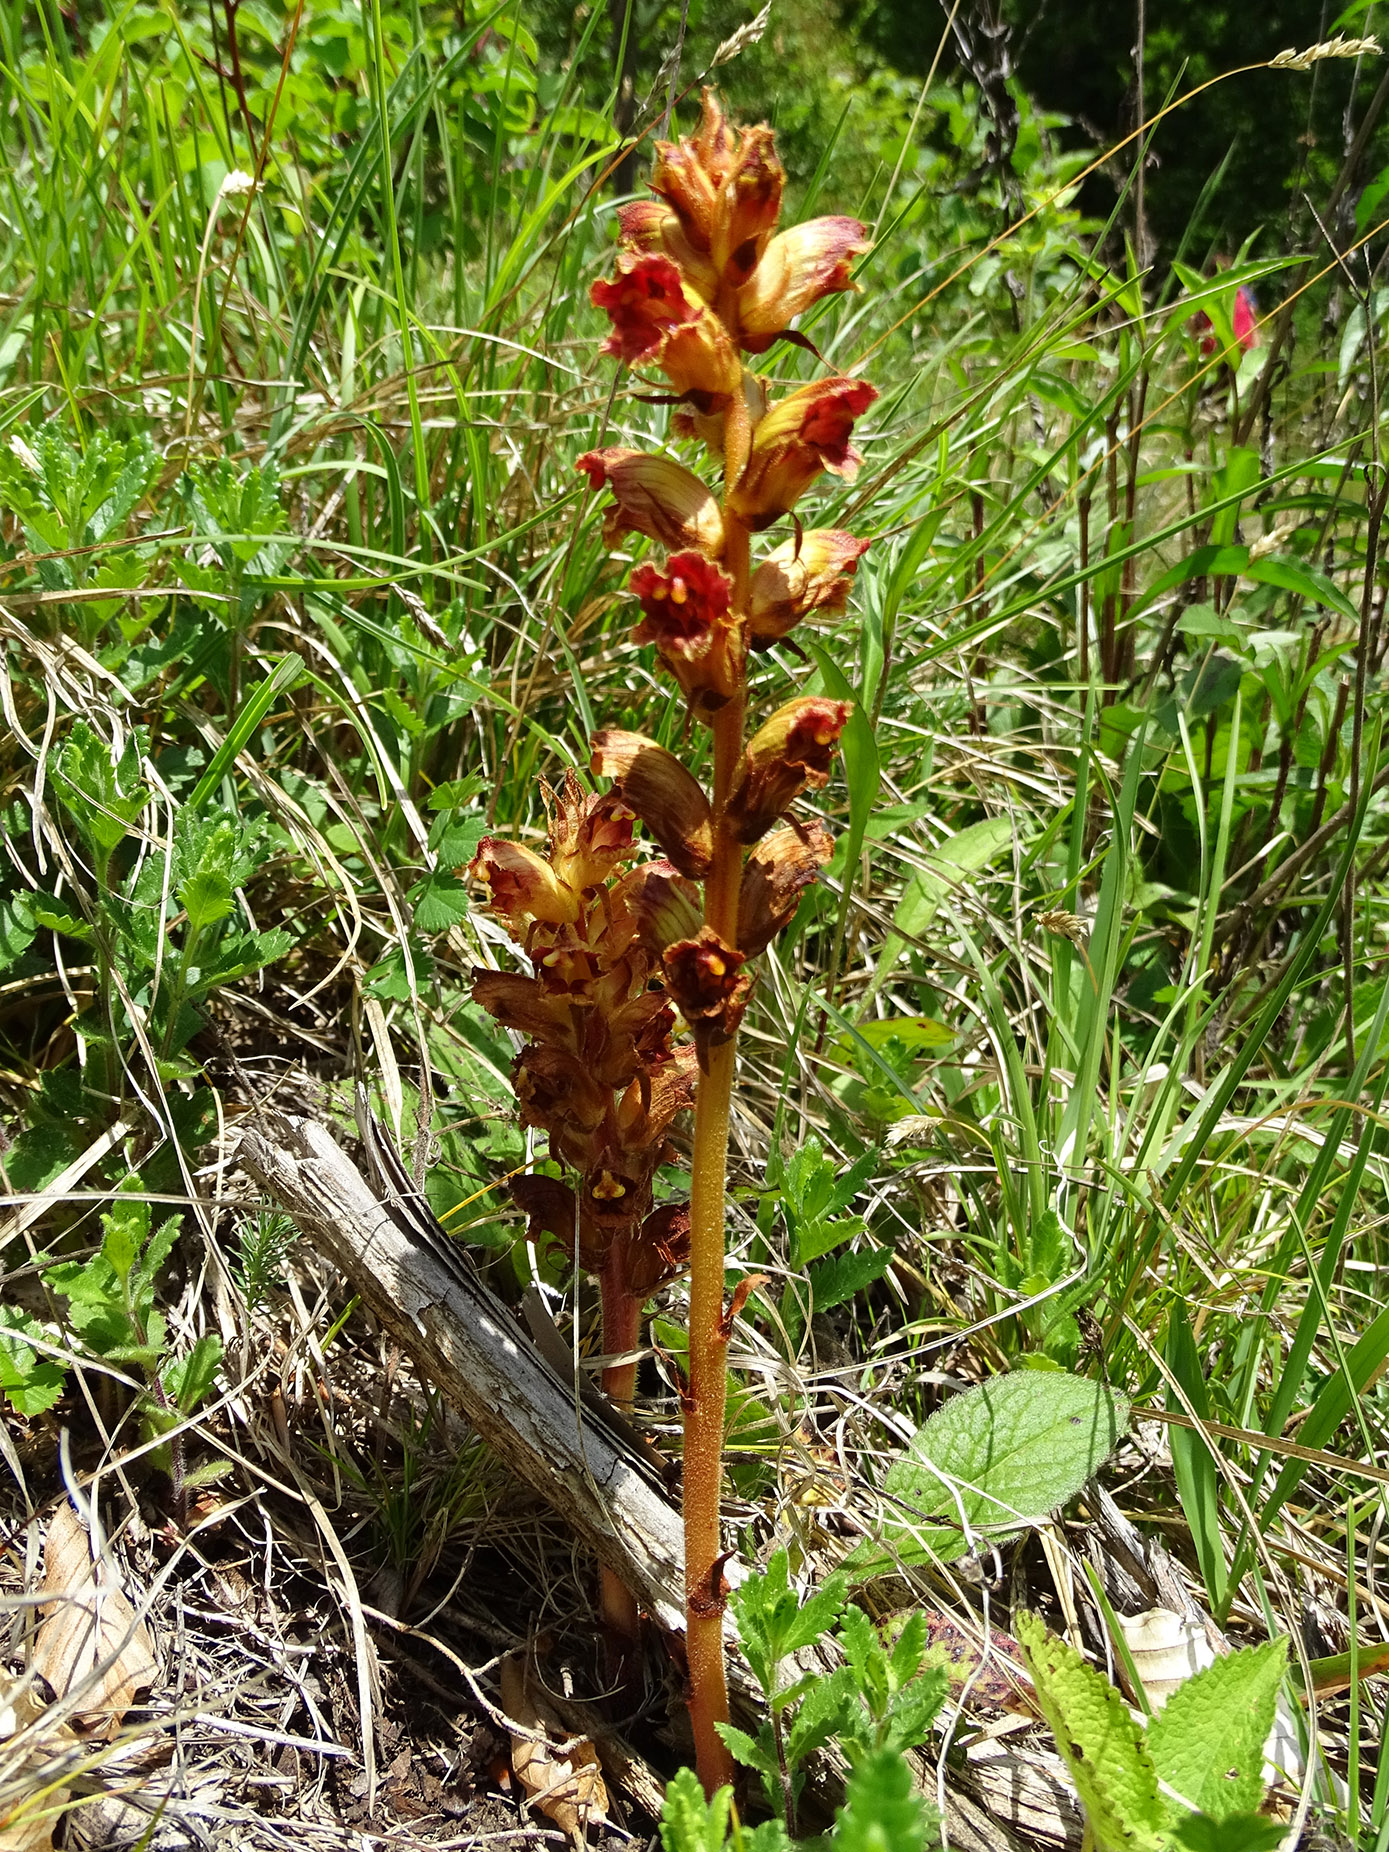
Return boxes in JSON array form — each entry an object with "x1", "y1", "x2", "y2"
[
  {"x1": 470, "y1": 838, "x2": 580, "y2": 938},
  {"x1": 726, "y1": 696, "x2": 852, "y2": 843},
  {"x1": 737, "y1": 218, "x2": 871, "y2": 351},
  {"x1": 616, "y1": 201, "x2": 720, "y2": 301},
  {"x1": 576, "y1": 449, "x2": 725, "y2": 558},
  {"x1": 628, "y1": 552, "x2": 745, "y2": 718},
  {"x1": 590, "y1": 731, "x2": 714, "y2": 877},
  {"x1": 729, "y1": 378, "x2": 879, "y2": 529},
  {"x1": 591, "y1": 254, "x2": 742, "y2": 404},
  {"x1": 662, "y1": 927, "x2": 753, "y2": 1066},
  {"x1": 618, "y1": 860, "x2": 704, "y2": 956},
  {"x1": 738, "y1": 821, "x2": 834, "y2": 956},
  {"x1": 749, "y1": 530, "x2": 870, "y2": 645}
]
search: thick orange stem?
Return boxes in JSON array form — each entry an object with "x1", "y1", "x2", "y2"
[{"x1": 683, "y1": 391, "x2": 753, "y2": 1796}]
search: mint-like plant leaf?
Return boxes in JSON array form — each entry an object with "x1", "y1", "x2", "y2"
[
  {"x1": 847, "y1": 1369, "x2": 1129, "y2": 1573},
  {"x1": 1016, "y1": 1610, "x2": 1164, "y2": 1852},
  {"x1": 1147, "y1": 1639, "x2": 1287, "y2": 1824}
]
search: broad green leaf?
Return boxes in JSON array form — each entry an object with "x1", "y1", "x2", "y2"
[
  {"x1": 1147, "y1": 1639, "x2": 1286, "y2": 1823},
  {"x1": 1016, "y1": 1611, "x2": 1164, "y2": 1852},
  {"x1": 847, "y1": 1371, "x2": 1129, "y2": 1572},
  {"x1": 0, "y1": 1310, "x2": 67, "y2": 1416},
  {"x1": 410, "y1": 872, "x2": 473, "y2": 932}
]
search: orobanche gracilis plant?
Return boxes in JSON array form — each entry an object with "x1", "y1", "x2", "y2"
[{"x1": 469, "y1": 92, "x2": 875, "y2": 1794}]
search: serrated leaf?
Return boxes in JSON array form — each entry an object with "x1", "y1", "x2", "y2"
[
  {"x1": 30, "y1": 891, "x2": 93, "y2": 940},
  {"x1": 0, "y1": 890, "x2": 36, "y2": 972},
  {"x1": 659, "y1": 1767, "x2": 733, "y2": 1852},
  {"x1": 410, "y1": 872, "x2": 473, "y2": 932},
  {"x1": 1147, "y1": 1639, "x2": 1286, "y2": 1823},
  {"x1": 1016, "y1": 1611, "x2": 1165, "y2": 1852},
  {"x1": 848, "y1": 1370, "x2": 1128, "y2": 1573},
  {"x1": 0, "y1": 1310, "x2": 67, "y2": 1416},
  {"x1": 1170, "y1": 1813, "x2": 1286, "y2": 1852},
  {"x1": 179, "y1": 869, "x2": 234, "y2": 932},
  {"x1": 805, "y1": 1243, "x2": 894, "y2": 1312},
  {"x1": 832, "y1": 1747, "x2": 932, "y2": 1852}
]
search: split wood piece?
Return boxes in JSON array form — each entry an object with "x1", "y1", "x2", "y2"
[
  {"x1": 236, "y1": 1108, "x2": 686, "y2": 1633},
  {"x1": 234, "y1": 1108, "x2": 1026, "y2": 1852}
]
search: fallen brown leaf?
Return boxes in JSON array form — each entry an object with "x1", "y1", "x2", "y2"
[
  {"x1": 499, "y1": 1654, "x2": 607, "y2": 1843},
  {"x1": 0, "y1": 1678, "x2": 68, "y2": 1851},
  {"x1": 31, "y1": 1505, "x2": 158, "y2": 1740}
]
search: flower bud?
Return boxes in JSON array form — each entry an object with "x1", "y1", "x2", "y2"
[
  {"x1": 628, "y1": 551, "x2": 744, "y2": 718},
  {"x1": 662, "y1": 926, "x2": 753, "y2": 1065},
  {"x1": 651, "y1": 90, "x2": 734, "y2": 253},
  {"x1": 737, "y1": 218, "x2": 870, "y2": 351},
  {"x1": 590, "y1": 730, "x2": 714, "y2": 876},
  {"x1": 749, "y1": 529, "x2": 870, "y2": 645},
  {"x1": 738, "y1": 821, "x2": 834, "y2": 956},
  {"x1": 728, "y1": 378, "x2": 878, "y2": 530},
  {"x1": 470, "y1": 837, "x2": 580, "y2": 935},
  {"x1": 576, "y1": 448, "x2": 725, "y2": 558},
  {"x1": 726, "y1": 696, "x2": 851, "y2": 843},
  {"x1": 718, "y1": 127, "x2": 784, "y2": 284}
]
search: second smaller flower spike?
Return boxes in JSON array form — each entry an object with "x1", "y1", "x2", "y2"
[
  {"x1": 736, "y1": 217, "x2": 870, "y2": 352},
  {"x1": 728, "y1": 378, "x2": 879, "y2": 530},
  {"x1": 628, "y1": 551, "x2": 745, "y2": 718},
  {"x1": 590, "y1": 730, "x2": 715, "y2": 878},
  {"x1": 749, "y1": 530, "x2": 871, "y2": 646},
  {"x1": 725, "y1": 696, "x2": 852, "y2": 843},
  {"x1": 576, "y1": 449, "x2": 726, "y2": 559}
]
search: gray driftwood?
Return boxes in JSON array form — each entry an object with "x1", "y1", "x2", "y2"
[
  {"x1": 236, "y1": 1108, "x2": 687, "y2": 1633},
  {"x1": 236, "y1": 1107, "x2": 1026, "y2": 1851}
]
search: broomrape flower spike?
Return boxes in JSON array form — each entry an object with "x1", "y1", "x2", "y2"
[{"x1": 505, "y1": 89, "x2": 874, "y2": 1793}]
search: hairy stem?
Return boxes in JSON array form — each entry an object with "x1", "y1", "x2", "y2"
[
  {"x1": 683, "y1": 391, "x2": 753, "y2": 1795},
  {"x1": 599, "y1": 1257, "x2": 643, "y2": 1643}
]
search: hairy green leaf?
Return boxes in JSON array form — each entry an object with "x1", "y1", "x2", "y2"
[
  {"x1": 1147, "y1": 1640, "x2": 1286, "y2": 1823},
  {"x1": 849, "y1": 1370, "x2": 1128, "y2": 1572},
  {"x1": 1016, "y1": 1611, "x2": 1164, "y2": 1852}
]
